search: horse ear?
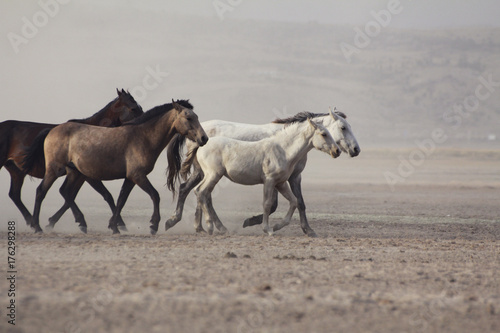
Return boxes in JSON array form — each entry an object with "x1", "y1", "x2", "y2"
[
  {"x1": 307, "y1": 118, "x2": 317, "y2": 129},
  {"x1": 172, "y1": 99, "x2": 181, "y2": 112},
  {"x1": 329, "y1": 107, "x2": 340, "y2": 121},
  {"x1": 116, "y1": 88, "x2": 122, "y2": 97}
]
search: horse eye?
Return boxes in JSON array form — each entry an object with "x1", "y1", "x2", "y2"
[
  {"x1": 321, "y1": 133, "x2": 327, "y2": 137},
  {"x1": 186, "y1": 117, "x2": 192, "y2": 121},
  {"x1": 341, "y1": 126, "x2": 346, "y2": 131}
]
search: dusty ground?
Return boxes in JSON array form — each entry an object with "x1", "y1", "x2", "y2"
[{"x1": 0, "y1": 149, "x2": 499, "y2": 333}]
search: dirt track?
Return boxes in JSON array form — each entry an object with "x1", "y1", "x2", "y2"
[{"x1": 0, "y1": 150, "x2": 499, "y2": 333}]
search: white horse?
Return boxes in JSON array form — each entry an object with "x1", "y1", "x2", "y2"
[
  {"x1": 193, "y1": 119, "x2": 340, "y2": 236},
  {"x1": 165, "y1": 108, "x2": 360, "y2": 237}
]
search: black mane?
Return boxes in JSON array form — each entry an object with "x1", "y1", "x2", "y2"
[
  {"x1": 123, "y1": 100, "x2": 193, "y2": 126},
  {"x1": 68, "y1": 98, "x2": 117, "y2": 124},
  {"x1": 272, "y1": 110, "x2": 346, "y2": 125}
]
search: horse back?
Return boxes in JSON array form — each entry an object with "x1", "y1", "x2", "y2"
[{"x1": 46, "y1": 122, "x2": 130, "y2": 180}]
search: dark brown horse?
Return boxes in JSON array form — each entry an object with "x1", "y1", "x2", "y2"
[
  {"x1": 24, "y1": 100, "x2": 208, "y2": 235},
  {"x1": 1, "y1": 89, "x2": 143, "y2": 232}
]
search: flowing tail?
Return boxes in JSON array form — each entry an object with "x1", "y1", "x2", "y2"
[
  {"x1": 180, "y1": 145, "x2": 199, "y2": 181},
  {"x1": 166, "y1": 134, "x2": 186, "y2": 197},
  {"x1": 22, "y1": 128, "x2": 51, "y2": 174}
]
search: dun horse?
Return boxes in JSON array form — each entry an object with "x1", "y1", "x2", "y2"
[
  {"x1": 24, "y1": 100, "x2": 208, "y2": 234},
  {"x1": 191, "y1": 119, "x2": 340, "y2": 236},
  {"x1": 165, "y1": 108, "x2": 360, "y2": 237},
  {"x1": 1, "y1": 89, "x2": 143, "y2": 232}
]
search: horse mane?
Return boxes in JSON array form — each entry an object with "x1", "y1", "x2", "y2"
[
  {"x1": 272, "y1": 110, "x2": 347, "y2": 126},
  {"x1": 165, "y1": 134, "x2": 186, "y2": 197},
  {"x1": 68, "y1": 98, "x2": 118, "y2": 124},
  {"x1": 123, "y1": 100, "x2": 193, "y2": 126},
  {"x1": 270, "y1": 120, "x2": 309, "y2": 138}
]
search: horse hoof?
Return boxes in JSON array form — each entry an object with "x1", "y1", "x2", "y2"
[
  {"x1": 79, "y1": 226, "x2": 88, "y2": 234},
  {"x1": 165, "y1": 220, "x2": 173, "y2": 231},
  {"x1": 118, "y1": 225, "x2": 128, "y2": 232},
  {"x1": 150, "y1": 227, "x2": 157, "y2": 236},
  {"x1": 307, "y1": 231, "x2": 318, "y2": 238},
  {"x1": 263, "y1": 228, "x2": 273, "y2": 236},
  {"x1": 243, "y1": 216, "x2": 262, "y2": 228},
  {"x1": 219, "y1": 227, "x2": 228, "y2": 235},
  {"x1": 45, "y1": 223, "x2": 54, "y2": 231},
  {"x1": 34, "y1": 227, "x2": 43, "y2": 234},
  {"x1": 195, "y1": 227, "x2": 206, "y2": 233}
]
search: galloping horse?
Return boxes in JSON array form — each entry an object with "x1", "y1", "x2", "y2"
[
  {"x1": 192, "y1": 119, "x2": 340, "y2": 235},
  {"x1": 165, "y1": 108, "x2": 360, "y2": 237},
  {"x1": 0, "y1": 89, "x2": 143, "y2": 231},
  {"x1": 25, "y1": 100, "x2": 208, "y2": 234}
]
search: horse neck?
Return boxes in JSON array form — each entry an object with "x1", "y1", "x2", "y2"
[
  {"x1": 137, "y1": 110, "x2": 178, "y2": 153},
  {"x1": 274, "y1": 123, "x2": 314, "y2": 165},
  {"x1": 83, "y1": 99, "x2": 119, "y2": 126}
]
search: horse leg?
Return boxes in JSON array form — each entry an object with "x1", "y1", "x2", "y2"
[
  {"x1": 165, "y1": 168, "x2": 203, "y2": 231},
  {"x1": 262, "y1": 181, "x2": 277, "y2": 236},
  {"x1": 85, "y1": 179, "x2": 126, "y2": 231},
  {"x1": 288, "y1": 173, "x2": 317, "y2": 237},
  {"x1": 48, "y1": 172, "x2": 87, "y2": 232},
  {"x1": 133, "y1": 176, "x2": 160, "y2": 235},
  {"x1": 32, "y1": 169, "x2": 60, "y2": 233},
  {"x1": 195, "y1": 173, "x2": 222, "y2": 236},
  {"x1": 243, "y1": 188, "x2": 278, "y2": 228},
  {"x1": 193, "y1": 199, "x2": 205, "y2": 233},
  {"x1": 109, "y1": 179, "x2": 135, "y2": 234},
  {"x1": 272, "y1": 182, "x2": 298, "y2": 233},
  {"x1": 5, "y1": 163, "x2": 32, "y2": 225},
  {"x1": 206, "y1": 193, "x2": 228, "y2": 234}
]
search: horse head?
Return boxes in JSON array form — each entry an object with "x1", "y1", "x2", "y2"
[
  {"x1": 171, "y1": 99, "x2": 208, "y2": 146},
  {"x1": 113, "y1": 89, "x2": 144, "y2": 124},
  {"x1": 307, "y1": 118, "x2": 340, "y2": 158},
  {"x1": 326, "y1": 107, "x2": 360, "y2": 157}
]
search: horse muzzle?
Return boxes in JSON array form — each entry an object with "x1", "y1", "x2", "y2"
[
  {"x1": 198, "y1": 135, "x2": 209, "y2": 146},
  {"x1": 330, "y1": 147, "x2": 341, "y2": 159},
  {"x1": 349, "y1": 146, "x2": 360, "y2": 157}
]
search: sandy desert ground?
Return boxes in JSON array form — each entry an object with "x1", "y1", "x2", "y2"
[{"x1": 0, "y1": 149, "x2": 499, "y2": 333}]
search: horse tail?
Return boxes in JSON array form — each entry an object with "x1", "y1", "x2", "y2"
[
  {"x1": 180, "y1": 144, "x2": 199, "y2": 181},
  {"x1": 22, "y1": 128, "x2": 50, "y2": 174},
  {"x1": 166, "y1": 134, "x2": 187, "y2": 198},
  {"x1": 0, "y1": 121, "x2": 13, "y2": 170}
]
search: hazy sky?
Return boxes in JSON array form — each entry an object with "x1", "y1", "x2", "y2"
[
  {"x1": 1, "y1": 0, "x2": 499, "y2": 123},
  {"x1": 4, "y1": 0, "x2": 497, "y2": 27},
  {"x1": 125, "y1": 0, "x2": 499, "y2": 28}
]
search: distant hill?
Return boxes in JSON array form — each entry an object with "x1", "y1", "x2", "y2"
[{"x1": 3, "y1": 6, "x2": 499, "y2": 147}]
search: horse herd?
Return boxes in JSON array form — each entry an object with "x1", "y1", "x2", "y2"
[{"x1": 1, "y1": 89, "x2": 360, "y2": 237}]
